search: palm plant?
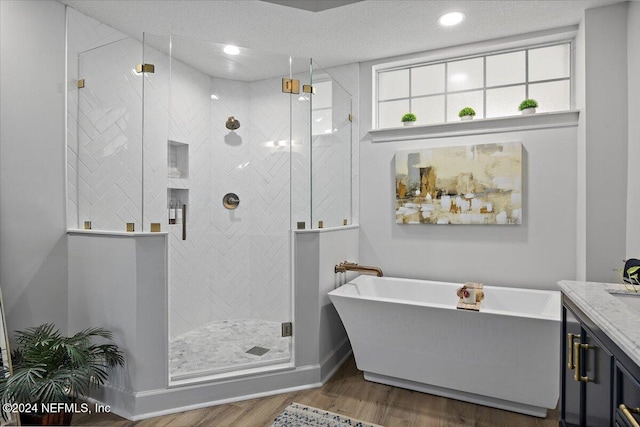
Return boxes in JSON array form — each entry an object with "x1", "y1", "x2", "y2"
[{"x1": 0, "y1": 323, "x2": 124, "y2": 416}]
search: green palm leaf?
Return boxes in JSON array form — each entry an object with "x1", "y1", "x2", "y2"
[{"x1": 0, "y1": 323, "x2": 124, "y2": 408}]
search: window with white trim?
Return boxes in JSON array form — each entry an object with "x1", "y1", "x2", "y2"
[{"x1": 376, "y1": 42, "x2": 571, "y2": 129}]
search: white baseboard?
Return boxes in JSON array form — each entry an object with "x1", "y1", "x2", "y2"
[
  {"x1": 320, "y1": 337, "x2": 352, "y2": 384},
  {"x1": 101, "y1": 338, "x2": 352, "y2": 421},
  {"x1": 127, "y1": 381, "x2": 322, "y2": 421}
]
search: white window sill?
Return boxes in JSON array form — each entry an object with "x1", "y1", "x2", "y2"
[{"x1": 369, "y1": 110, "x2": 579, "y2": 143}]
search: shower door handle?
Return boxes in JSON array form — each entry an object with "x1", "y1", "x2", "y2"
[{"x1": 182, "y1": 204, "x2": 187, "y2": 240}]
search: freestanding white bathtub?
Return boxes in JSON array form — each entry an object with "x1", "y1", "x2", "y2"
[{"x1": 328, "y1": 275, "x2": 560, "y2": 417}]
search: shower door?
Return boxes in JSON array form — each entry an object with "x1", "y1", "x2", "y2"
[{"x1": 141, "y1": 34, "x2": 308, "y2": 382}]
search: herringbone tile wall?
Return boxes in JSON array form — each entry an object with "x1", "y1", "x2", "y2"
[
  {"x1": 247, "y1": 77, "x2": 294, "y2": 322},
  {"x1": 210, "y1": 77, "x2": 253, "y2": 330},
  {"x1": 143, "y1": 41, "x2": 171, "y2": 229},
  {"x1": 167, "y1": 59, "x2": 216, "y2": 338},
  {"x1": 74, "y1": 38, "x2": 144, "y2": 231},
  {"x1": 67, "y1": 8, "x2": 130, "y2": 229}
]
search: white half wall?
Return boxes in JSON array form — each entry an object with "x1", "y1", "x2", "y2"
[
  {"x1": 0, "y1": 0, "x2": 68, "y2": 333},
  {"x1": 294, "y1": 226, "x2": 357, "y2": 374},
  {"x1": 68, "y1": 232, "x2": 168, "y2": 417}
]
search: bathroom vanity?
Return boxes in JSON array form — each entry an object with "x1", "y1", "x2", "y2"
[{"x1": 558, "y1": 281, "x2": 640, "y2": 427}]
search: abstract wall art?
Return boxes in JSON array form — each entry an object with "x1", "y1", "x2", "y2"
[{"x1": 395, "y1": 142, "x2": 523, "y2": 225}]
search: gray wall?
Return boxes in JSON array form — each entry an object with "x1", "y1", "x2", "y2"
[
  {"x1": 358, "y1": 33, "x2": 578, "y2": 290},
  {"x1": 584, "y1": 2, "x2": 629, "y2": 282},
  {"x1": 575, "y1": 15, "x2": 587, "y2": 281},
  {"x1": 358, "y1": 130, "x2": 577, "y2": 290},
  {"x1": 627, "y1": 1, "x2": 640, "y2": 257},
  {"x1": 0, "y1": 0, "x2": 68, "y2": 334},
  {"x1": 358, "y1": 2, "x2": 638, "y2": 288}
]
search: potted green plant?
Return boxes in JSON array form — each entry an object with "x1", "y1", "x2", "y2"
[
  {"x1": 518, "y1": 99, "x2": 538, "y2": 115},
  {"x1": 401, "y1": 113, "x2": 417, "y2": 127},
  {"x1": 0, "y1": 323, "x2": 124, "y2": 426},
  {"x1": 458, "y1": 107, "x2": 476, "y2": 121}
]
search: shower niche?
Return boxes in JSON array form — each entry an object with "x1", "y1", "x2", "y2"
[
  {"x1": 167, "y1": 188, "x2": 188, "y2": 226},
  {"x1": 168, "y1": 140, "x2": 189, "y2": 180},
  {"x1": 167, "y1": 140, "x2": 189, "y2": 230}
]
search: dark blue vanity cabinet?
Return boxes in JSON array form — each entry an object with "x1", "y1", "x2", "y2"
[
  {"x1": 617, "y1": 362, "x2": 640, "y2": 426},
  {"x1": 561, "y1": 295, "x2": 640, "y2": 427}
]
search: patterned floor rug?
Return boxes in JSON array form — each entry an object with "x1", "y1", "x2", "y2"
[{"x1": 271, "y1": 402, "x2": 383, "y2": 427}]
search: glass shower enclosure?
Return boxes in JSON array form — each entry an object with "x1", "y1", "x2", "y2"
[{"x1": 68, "y1": 31, "x2": 353, "y2": 383}]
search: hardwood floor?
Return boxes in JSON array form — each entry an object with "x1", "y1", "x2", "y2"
[{"x1": 73, "y1": 356, "x2": 559, "y2": 426}]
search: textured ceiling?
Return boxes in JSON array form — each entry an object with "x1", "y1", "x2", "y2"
[{"x1": 60, "y1": 0, "x2": 622, "y2": 80}]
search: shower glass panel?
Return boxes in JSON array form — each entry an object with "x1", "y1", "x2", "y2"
[
  {"x1": 70, "y1": 37, "x2": 144, "y2": 231},
  {"x1": 141, "y1": 33, "x2": 171, "y2": 231},
  {"x1": 141, "y1": 34, "x2": 308, "y2": 381},
  {"x1": 310, "y1": 61, "x2": 353, "y2": 228}
]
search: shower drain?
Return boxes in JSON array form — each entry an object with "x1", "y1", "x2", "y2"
[{"x1": 246, "y1": 346, "x2": 270, "y2": 356}]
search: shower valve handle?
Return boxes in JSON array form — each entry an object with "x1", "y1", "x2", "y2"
[{"x1": 223, "y1": 193, "x2": 240, "y2": 210}]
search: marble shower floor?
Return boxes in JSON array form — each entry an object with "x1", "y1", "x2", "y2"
[{"x1": 170, "y1": 319, "x2": 291, "y2": 380}]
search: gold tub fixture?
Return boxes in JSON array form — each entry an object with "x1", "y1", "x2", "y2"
[{"x1": 334, "y1": 261, "x2": 383, "y2": 277}]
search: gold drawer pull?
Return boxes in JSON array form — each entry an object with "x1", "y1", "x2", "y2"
[
  {"x1": 573, "y1": 342, "x2": 597, "y2": 382},
  {"x1": 620, "y1": 404, "x2": 640, "y2": 427},
  {"x1": 567, "y1": 333, "x2": 580, "y2": 369}
]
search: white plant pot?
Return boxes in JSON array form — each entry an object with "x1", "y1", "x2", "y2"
[
  {"x1": 403, "y1": 121, "x2": 414, "y2": 127},
  {"x1": 521, "y1": 108, "x2": 536, "y2": 115},
  {"x1": 460, "y1": 115, "x2": 473, "y2": 121}
]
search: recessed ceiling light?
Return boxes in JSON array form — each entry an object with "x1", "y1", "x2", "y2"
[
  {"x1": 210, "y1": 94, "x2": 219, "y2": 100},
  {"x1": 438, "y1": 11, "x2": 465, "y2": 27},
  {"x1": 223, "y1": 45, "x2": 240, "y2": 55}
]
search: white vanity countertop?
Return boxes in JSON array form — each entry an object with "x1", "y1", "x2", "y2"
[{"x1": 558, "y1": 280, "x2": 640, "y2": 367}]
